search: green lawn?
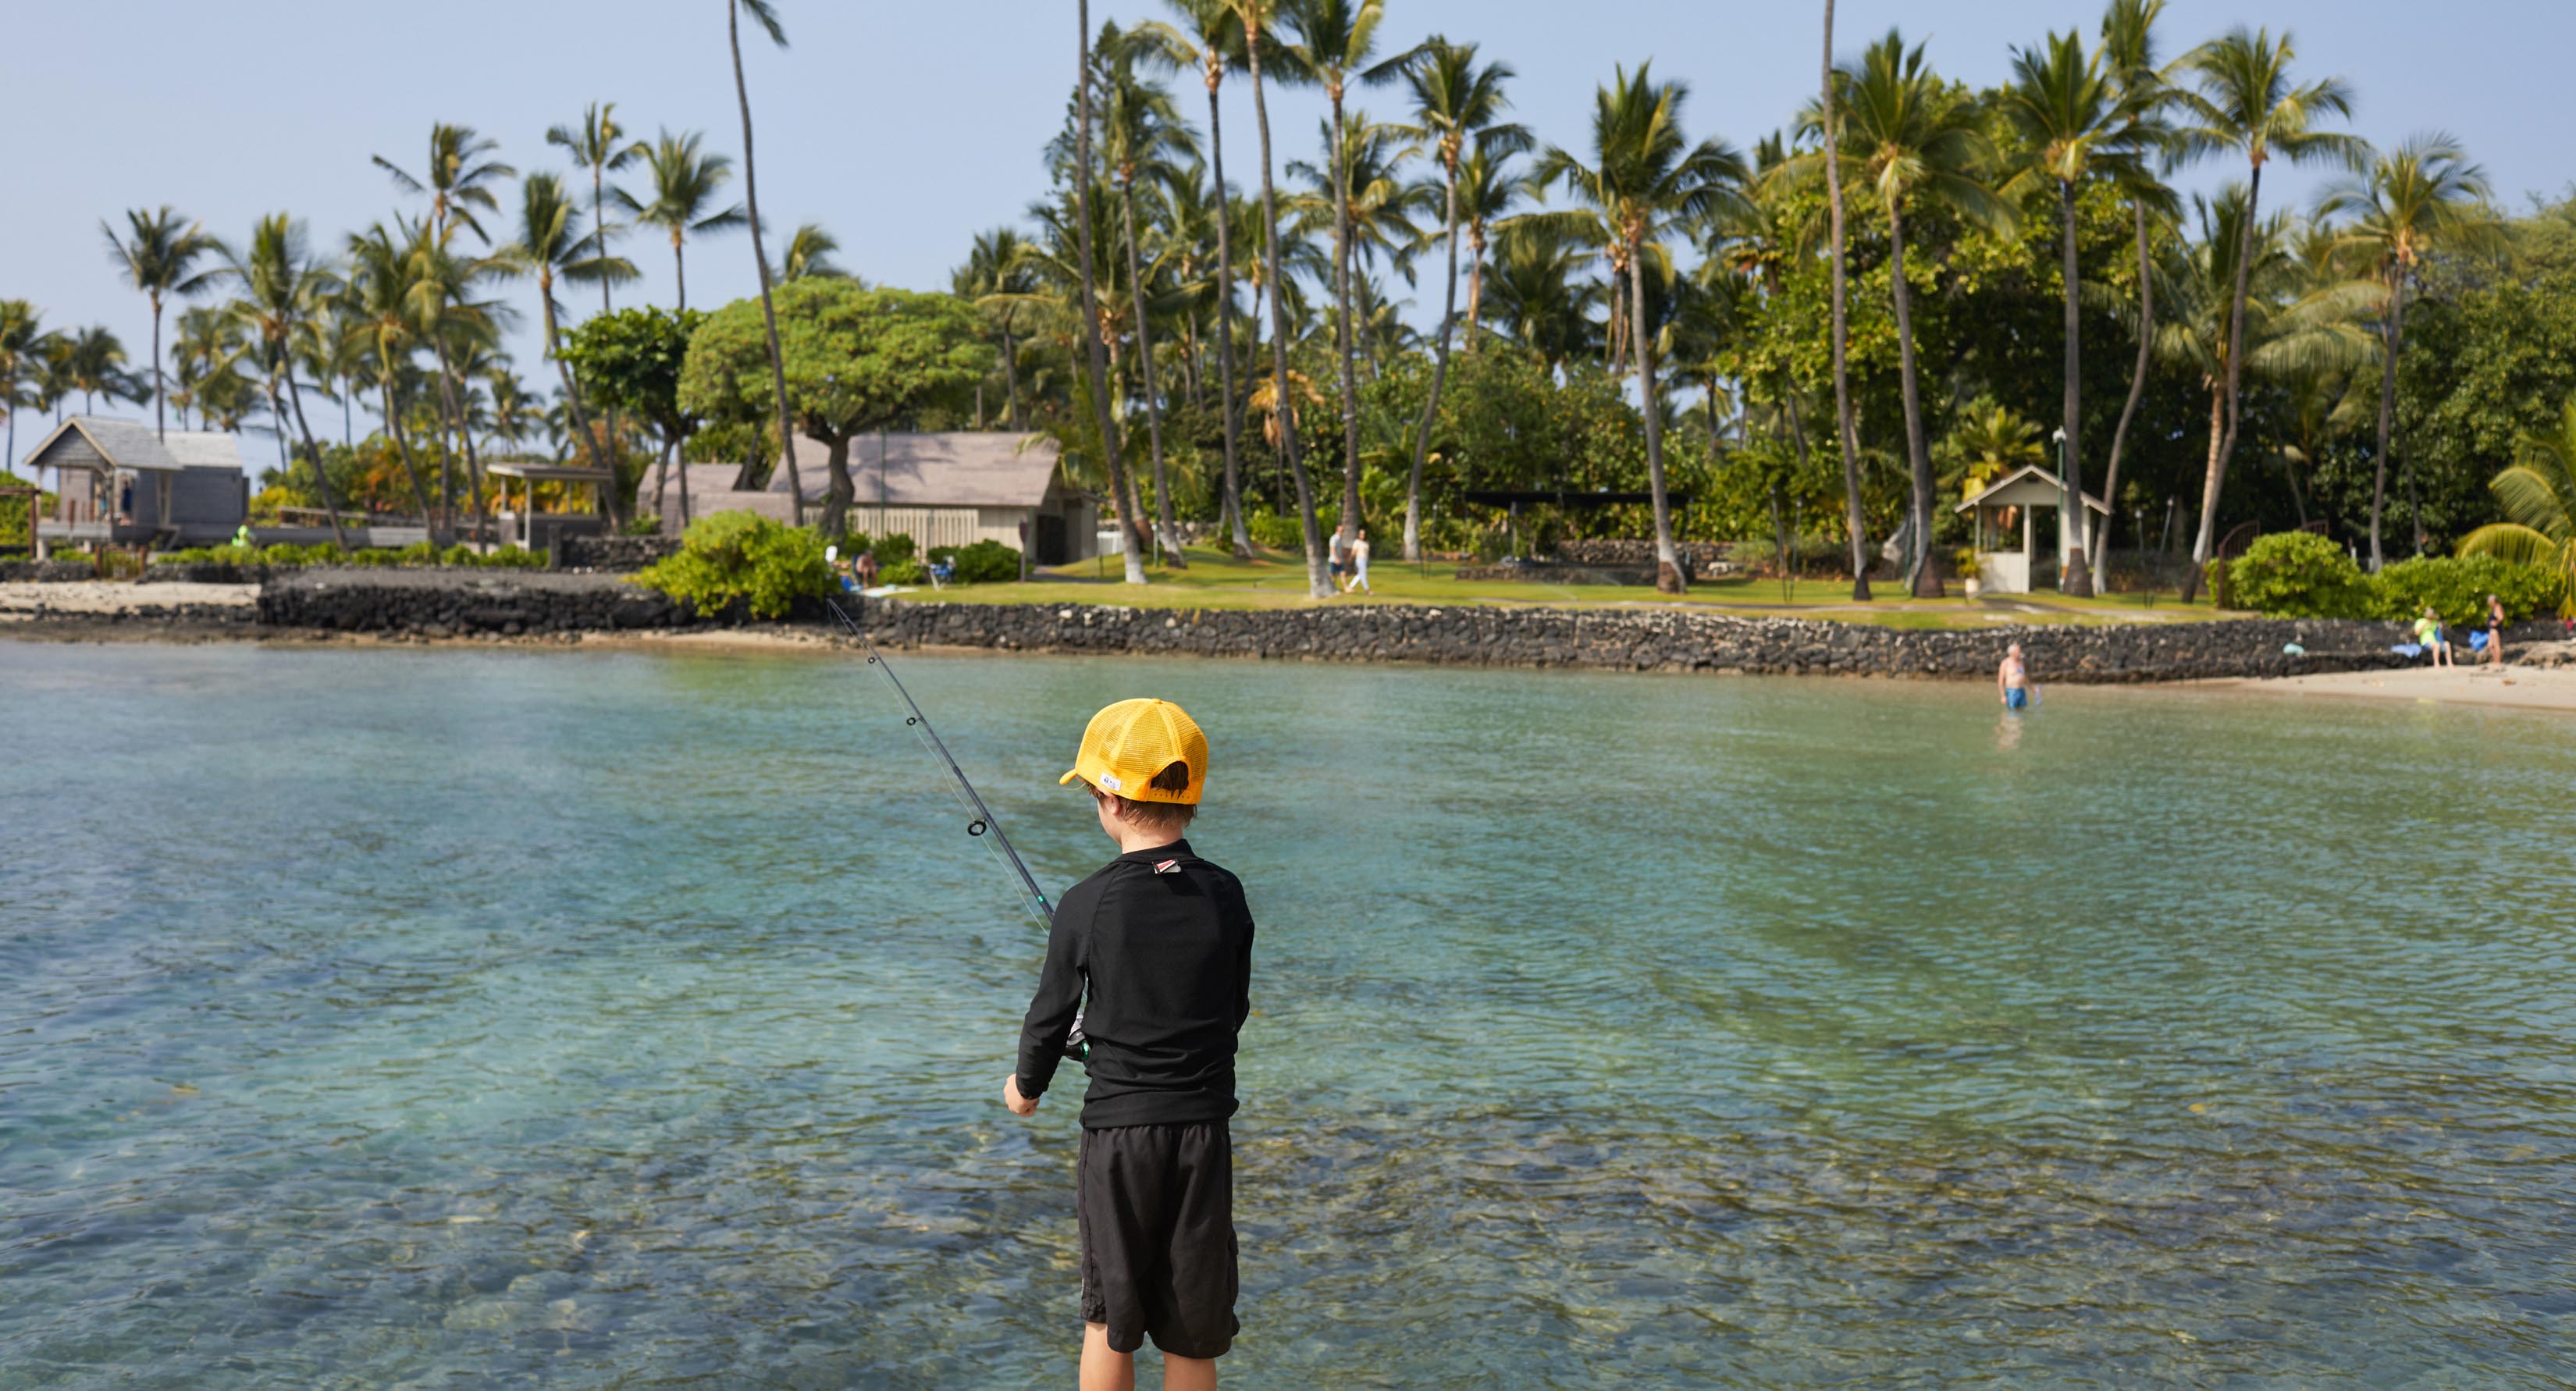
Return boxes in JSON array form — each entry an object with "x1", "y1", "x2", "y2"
[{"x1": 907, "y1": 545, "x2": 2236, "y2": 630}]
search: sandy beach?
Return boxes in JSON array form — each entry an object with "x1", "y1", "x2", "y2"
[{"x1": 2206, "y1": 654, "x2": 2576, "y2": 712}]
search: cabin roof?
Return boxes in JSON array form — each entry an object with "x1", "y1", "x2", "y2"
[
  {"x1": 1953, "y1": 464, "x2": 2110, "y2": 514},
  {"x1": 23, "y1": 415, "x2": 244, "y2": 473}
]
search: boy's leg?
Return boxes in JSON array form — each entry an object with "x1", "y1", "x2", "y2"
[
  {"x1": 1081, "y1": 1323, "x2": 1134, "y2": 1391},
  {"x1": 1162, "y1": 1354, "x2": 1217, "y2": 1391}
]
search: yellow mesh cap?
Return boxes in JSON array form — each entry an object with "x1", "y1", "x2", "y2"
[{"x1": 1058, "y1": 698, "x2": 1208, "y2": 804}]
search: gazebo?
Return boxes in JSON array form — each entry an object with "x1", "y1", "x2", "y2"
[
  {"x1": 1953, "y1": 465, "x2": 2108, "y2": 594},
  {"x1": 486, "y1": 461, "x2": 615, "y2": 553}
]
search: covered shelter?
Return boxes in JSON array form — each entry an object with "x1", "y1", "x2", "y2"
[
  {"x1": 487, "y1": 460, "x2": 615, "y2": 553},
  {"x1": 651, "y1": 432, "x2": 1092, "y2": 564},
  {"x1": 25, "y1": 415, "x2": 247, "y2": 554},
  {"x1": 1953, "y1": 466, "x2": 2109, "y2": 594}
]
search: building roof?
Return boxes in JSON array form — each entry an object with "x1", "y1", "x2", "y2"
[
  {"x1": 487, "y1": 461, "x2": 617, "y2": 482},
  {"x1": 759, "y1": 432, "x2": 1062, "y2": 508},
  {"x1": 23, "y1": 415, "x2": 244, "y2": 473},
  {"x1": 1953, "y1": 464, "x2": 2110, "y2": 515}
]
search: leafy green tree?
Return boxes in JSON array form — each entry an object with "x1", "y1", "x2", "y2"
[
  {"x1": 2459, "y1": 390, "x2": 2576, "y2": 616},
  {"x1": 1533, "y1": 61, "x2": 1749, "y2": 592},
  {"x1": 2172, "y1": 26, "x2": 2363, "y2": 592},
  {"x1": 503, "y1": 172, "x2": 636, "y2": 513},
  {"x1": 1809, "y1": 30, "x2": 2014, "y2": 596},
  {"x1": 2321, "y1": 134, "x2": 2500, "y2": 567},
  {"x1": 2, "y1": 301, "x2": 56, "y2": 478},
  {"x1": 101, "y1": 207, "x2": 222, "y2": 439},
  {"x1": 678, "y1": 280, "x2": 990, "y2": 540},
  {"x1": 1096, "y1": 23, "x2": 1197, "y2": 566},
  {"x1": 1229, "y1": 0, "x2": 1331, "y2": 594},
  {"x1": 559, "y1": 305, "x2": 706, "y2": 521},
  {"x1": 341, "y1": 222, "x2": 444, "y2": 533}
]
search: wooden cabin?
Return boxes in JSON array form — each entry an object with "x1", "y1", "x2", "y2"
[{"x1": 27, "y1": 416, "x2": 247, "y2": 554}]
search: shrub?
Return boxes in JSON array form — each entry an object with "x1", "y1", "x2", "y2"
[
  {"x1": 2372, "y1": 554, "x2": 2565, "y2": 626},
  {"x1": 928, "y1": 539, "x2": 1022, "y2": 584},
  {"x1": 869, "y1": 532, "x2": 918, "y2": 567},
  {"x1": 2227, "y1": 532, "x2": 2371, "y2": 618},
  {"x1": 1245, "y1": 510, "x2": 1304, "y2": 552},
  {"x1": 633, "y1": 511, "x2": 829, "y2": 619}
]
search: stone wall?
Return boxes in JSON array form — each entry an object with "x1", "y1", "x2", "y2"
[
  {"x1": 557, "y1": 535, "x2": 681, "y2": 571},
  {"x1": 0, "y1": 560, "x2": 105, "y2": 582},
  {"x1": 258, "y1": 569, "x2": 701, "y2": 636},
  {"x1": 1554, "y1": 539, "x2": 1733, "y2": 574},
  {"x1": 849, "y1": 599, "x2": 2416, "y2": 684}
]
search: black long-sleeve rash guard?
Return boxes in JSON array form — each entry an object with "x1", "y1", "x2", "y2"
[{"x1": 1015, "y1": 838, "x2": 1256, "y2": 1130}]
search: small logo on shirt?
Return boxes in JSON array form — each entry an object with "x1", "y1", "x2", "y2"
[{"x1": 1153, "y1": 859, "x2": 1181, "y2": 874}]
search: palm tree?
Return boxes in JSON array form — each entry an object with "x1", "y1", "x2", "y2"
[
  {"x1": 503, "y1": 173, "x2": 635, "y2": 514},
  {"x1": 343, "y1": 222, "x2": 445, "y2": 535},
  {"x1": 1096, "y1": 24, "x2": 1197, "y2": 565},
  {"x1": 2172, "y1": 26, "x2": 2363, "y2": 596},
  {"x1": 1482, "y1": 222, "x2": 1603, "y2": 371},
  {"x1": 775, "y1": 222, "x2": 848, "y2": 280},
  {"x1": 1531, "y1": 62, "x2": 1750, "y2": 593},
  {"x1": 2321, "y1": 133, "x2": 2500, "y2": 568},
  {"x1": 1809, "y1": 31, "x2": 2014, "y2": 596},
  {"x1": 1234, "y1": 0, "x2": 1331, "y2": 594},
  {"x1": 1999, "y1": 27, "x2": 2140, "y2": 597},
  {"x1": 64, "y1": 328, "x2": 143, "y2": 416},
  {"x1": 952, "y1": 229, "x2": 1039, "y2": 430},
  {"x1": 1453, "y1": 144, "x2": 1521, "y2": 352},
  {"x1": 1, "y1": 302, "x2": 55, "y2": 478},
  {"x1": 2460, "y1": 391, "x2": 2576, "y2": 615},
  {"x1": 1073, "y1": 0, "x2": 1152, "y2": 584},
  {"x1": 727, "y1": 0, "x2": 807, "y2": 528},
  {"x1": 2091, "y1": 0, "x2": 2183, "y2": 567},
  {"x1": 1140, "y1": 0, "x2": 1258, "y2": 557},
  {"x1": 220, "y1": 215, "x2": 352, "y2": 547},
  {"x1": 621, "y1": 130, "x2": 746, "y2": 312},
  {"x1": 406, "y1": 223, "x2": 514, "y2": 538},
  {"x1": 2151, "y1": 189, "x2": 2376, "y2": 553},
  {"x1": 1278, "y1": 0, "x2": 1386, "y2": 563},
  {"x1": 546, "y1": 101, "x2": 643, "y2": 457},
  {"x1": 1821, "y1": 0, "x2": 1870, "y2": 599},
  {"x1": 1391, "y1": 38, "x2": 1524, "y2": 561},
  {"x1": 374, "y1": 123, "x2": 515, "y2": 246},
  {"x1": 101, "y1": 207, "x2": 222, "y2": 439}
]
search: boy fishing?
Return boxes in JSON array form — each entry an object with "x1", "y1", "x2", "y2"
[{"x1": 1005, "y1": 698, "x2": 1256, "y2": 1391}]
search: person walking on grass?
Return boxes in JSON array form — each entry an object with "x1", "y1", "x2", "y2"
[
  {"x1": 1006, "y1": 698, "x2": 1256, "y2": 1391},
  {"x1": 1347, "y1": 528, "x2": 1374, "y2": 596},
  {"x1": 1998, "y1": 642, "x2": 2033, "y2": 710},
  {"x1": 1328, "y1": 524, "x2": 1352, "y2": 592},
  {"x1": 2485, "y1": 593, "x2": 2507, "y2": 668}
]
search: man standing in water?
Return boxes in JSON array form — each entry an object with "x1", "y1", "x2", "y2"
[
  {"x1": 1998, "y1": 642, "x2": 2032, "y2": 710},
  {"x1": 1005, "y1": 699, "x2": 1256, "y2": 1391}
]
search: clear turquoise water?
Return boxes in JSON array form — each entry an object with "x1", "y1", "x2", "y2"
[{"x1": 5, "y1": 642, "x2": 2573, "y2": 1388}]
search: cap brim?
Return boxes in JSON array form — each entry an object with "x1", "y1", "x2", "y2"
[{"x1": 1059, "y1": 768, "x2": 1083, "y2": 786}]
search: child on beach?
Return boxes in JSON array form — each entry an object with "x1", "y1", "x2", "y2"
[{"x1": 1006, "y1": 698, "x2": 1256, "y2": 1391}]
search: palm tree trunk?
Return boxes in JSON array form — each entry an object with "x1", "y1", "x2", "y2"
[
  {"x1": 1821, "y1": 0, "x2": 1870, "y2": 601},
  {"x1": 1885, "y1": 199, "x2": 1941, "y2": 598},
  {"x1": 2194, "y1": 382, "x2": 2224, "y2": 593},
  {"x1": 1629, "y1": 236, "x2": 1684, "y2": 595},
  {"x1": 2368, "y1": 271, "x2": 2405, "y2": 569},
  {"x1": 675, "y1": 426, "x2": 692, "y2": 528},
  {"x1": 431, "y1": 339, "x2": 491, "y2": 544},
  {"x1": 379, "y1": 378, "x2": 440, "y2": 549},
  {"x1": 151, "y1": 294, "x2": 166, "y2": 440},
  {"x1": 672, "y1": 235, "x2": 688, "y2": 312},
  {"x1": 1206, "y1": 80, "x2": 1253, "y2": 560},
  {"x1": 1464, "y1": 236, "x2": 1486, "y2": 354},
  {"x1": 2184, "y1": 161, "x2": 2265, "y2": 600},
  {"x1": 2096, "y1": 197, "x2": 2154, "y2": 564},
  {"x1": 539, "y1": 281, "x2": 613, "y2": 525},
  {"x1": 2058, "y1": 179, "x2": 2094, "y2": 596},
  {"x1": 1119, "y1": 173, "x2": 1187, "y2": 567},
  {"x1": 1404, "y1": 159, "x2": 1463, "y2": 563},
  {"x1": 1075, "y1": 0, "x2": 1150, "y2": 585},
  {"x1": 592, "y1": 162, "x2": 624, "y2": 479},
  {"x1": 1246, "y1": 12, "x2": 1331, "y2": 597},
  {"x1": 1000, "y1": 323, "x2": 1026, "y2": 431},
  {"x1": 275, "y1": 361, "x2": 349, "y2": 550},
  {"x1": 730, "y1": 0, "x2": 808, "y2": 530},
  {"x1": 1330, "y1": 91, "x2": 1366, "y2": 555}
]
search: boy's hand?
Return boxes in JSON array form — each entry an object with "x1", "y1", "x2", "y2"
[{"x1": 1002, "y1": 1074, "x2": 1040, "y2": 1117}]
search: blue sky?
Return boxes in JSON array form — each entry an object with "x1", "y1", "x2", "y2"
[{"x1": 7, "y1": 0, "x2": 2571, "y2": 472}]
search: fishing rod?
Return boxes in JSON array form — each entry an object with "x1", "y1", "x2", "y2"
[{"x1": 823, "y1": 581, "x2": 1084, "y2": 1056}]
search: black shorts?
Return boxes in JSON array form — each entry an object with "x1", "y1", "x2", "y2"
[{"x1": 1078, "y1": 1121, "x2": 1238, "y2": 1358}]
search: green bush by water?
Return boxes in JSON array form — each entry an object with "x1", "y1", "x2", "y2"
[
  {"x1": 2226, "y1": 532, "x2": 2567, "y2": 622},
  {"x1": 155, "y1": 542, "x2": 550, "y2": 570},
  {"x1": 632, "y1": 513, "x2": 829, "y2": 619},
  {"x1": 928, "y1": 539, "x2": 1021, "y2": 584}
]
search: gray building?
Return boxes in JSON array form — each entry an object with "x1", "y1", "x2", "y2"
[
  {"x1": 28, "y1": 416, "x2": 247, "y2": 553},
  {"x1": 642, "y1": 432, "x2": 1095, "y2": 564}
]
